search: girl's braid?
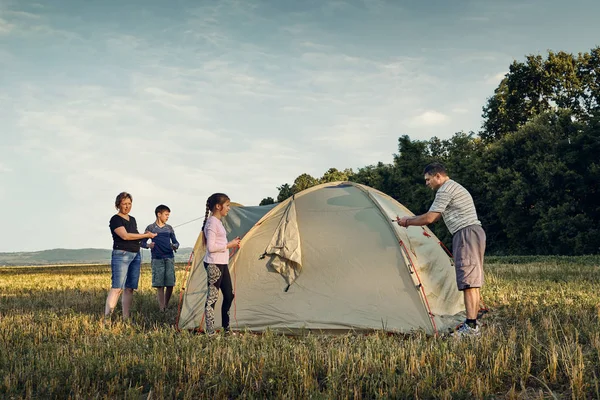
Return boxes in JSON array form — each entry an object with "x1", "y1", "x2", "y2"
[
  {"x1": 201, "y1": 202, "x2": 210, "y2": 245},
  {"x1": 201, "y1": 202, "x2": 210, "y2": 232}
]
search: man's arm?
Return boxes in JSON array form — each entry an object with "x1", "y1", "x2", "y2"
[{"x1": 397, "y1": 211, "x2": 441, "y2": 228}]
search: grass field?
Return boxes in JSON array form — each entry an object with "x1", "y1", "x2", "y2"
[{"x1": 1, "y1": 256, "x2": 600, "y2": 399}]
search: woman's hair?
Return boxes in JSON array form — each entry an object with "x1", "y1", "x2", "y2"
[
  {"x1": 115, "y1": 192, "x2": 132, "y2": 209},
  {"x1": 201, "y1": 193, "x2": 230, "y2": 245}
]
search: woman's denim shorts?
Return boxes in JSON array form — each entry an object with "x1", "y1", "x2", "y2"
[{"x1": 111, "y1": 250, "x2": 141, "y2": 289}]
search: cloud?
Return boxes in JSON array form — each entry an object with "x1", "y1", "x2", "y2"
[
  {"x1": 0, "y1": 162, "x2": 12, "y2": 173},
  {"x1": 11, "y1": 77, "x2": 305, "y2": 228},
  {"x1": 362, "y1": 0, "x2": 387, "y2": 14},
  {"x1": 457, "y1": 52, "x2": 507, "y2": 63},
  {"x1": 485, "y1": 71, "x2": 507, "y2": 84},
  {"x1": 0, "y1": 3, "x2": 80, "y2": 40},
  {"x1": 315, "y1": 116, "x2": 388, "y2": 151},
  {"x1": 461, "y1": 16, "x2": 490, "y2": 22},
  {"x1": 1, "y1": 18, "x2": 82, "y2": 41},
  {"x1": 0, "y1": 18, "x2": 14, "y2": 34},
  {"x1": 280, "y1": 24, "x2": 308, "y2": 36},
  {"x1": 105, "y1": 34, "x2": 144, "y2": 52},
  {"x1": 143, "y1": 86, "x2": 194, "y2": 111},
  {"x1": 452, "y1": 107, "x2": 469, "y2": 114},
  {"x1": 298, "y1": 41, "x2": 331, "y2": 50},
  {"x1": 322, "y1": 1, "x2": 356, "y2": 13},
  {"x1": 1, "y1": 0, "x2": 512, "y2": 250},
  {"x1": 4, "y1": 10, "x2": 41, "y2": 19},
  {"x1": 0, "y1": 48, "x2": 15, "y2": 63},
  {"x1": 280, "y1": 106, "x2": 307, "y2": 113},
  {"x1": 410, "y1": 111, "x2": 450, "y2": 127}
]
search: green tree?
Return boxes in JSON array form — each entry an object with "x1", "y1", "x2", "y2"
[
  {"x1": 481, "y1": 47, "x2": 600, "y2": 142},
  {"x1": 291, "y1": 173, "x2": 319, "y2": 194},
  {"x1": 482, "y1": 54, "x2": 552, "y2": 142},
  {"x1": 320, "y1": 168, "x2": 354, "y2": 183},
  {"x1": 259, "y1": 197, "x2": 275, "y2": 206},
  {"x1": 276, "y1": 183, "x2": 293, "y2": 203},
  {"x1": 578, "y1": 47, "x2": 600, "y2": 116},
  {"x1": 482, "y1": 110, "x2": 600, "y2": 254},
  {"x1": 390, "y1": 135, "x2": 436, "y2": 214},
  {"x1": 352, "y1": 162, "x2": 393, "y2": 191}
]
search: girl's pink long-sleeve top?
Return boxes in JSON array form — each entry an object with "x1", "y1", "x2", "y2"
[{"x1": 203, "y1": 216, "x2": 229, "y2": 265}]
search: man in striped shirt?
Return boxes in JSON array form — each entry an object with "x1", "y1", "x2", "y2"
[{"x1": 397, "y1": 162, "x2": 486, "y2": 337}]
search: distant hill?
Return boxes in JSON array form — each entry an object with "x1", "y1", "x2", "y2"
[{"x1": 0, "y1": 248, "x2": 194, "y2": 266}]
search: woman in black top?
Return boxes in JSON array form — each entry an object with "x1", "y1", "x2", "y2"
[{"x1": 104, "y1": 192, "x2": 156, "y2": 321}]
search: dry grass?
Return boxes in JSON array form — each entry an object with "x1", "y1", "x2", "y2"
[{"x1": 1, "y1": 257, "x2": 600, "y2": 399}]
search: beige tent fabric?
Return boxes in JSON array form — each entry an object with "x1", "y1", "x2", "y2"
[
  {"x1": 177, "y1": 204, "x2": 276, "y2": 331},
  {"x1": 263, "y1": 200, "x2": 302, "y2": 286},
  {"x1": 178, "y1": 182, "x2": 465, "y2": 334},
  {"x1": 365, "y1": 189, "x2": 465, "y2": 329}
]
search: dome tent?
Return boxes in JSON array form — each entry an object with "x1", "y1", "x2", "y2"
[{"x1": 177, "y1": 182, "x2": 465, "y2": 335}]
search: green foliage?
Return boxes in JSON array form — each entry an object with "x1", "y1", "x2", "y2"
[
  {"x1": 259, "y1": 197, "x2": 275, "y2": 206},
  {"x1": 291, "y1": 173, "x2": 319, "y2": 194},
  {"x1": 320, "y1": 167, "x2": 354, "y2": 183},
  {"x1": 273, "y1": 168, "x2": 355, "y2": 203},
  {"x1": 482, "y1": 47, "x2": 600, "y2": 142},
  {"x1": 481, "y1": 111, "x2": 600, "y2": 254},
  {"x1": 352, "y1": 162, "x2": 394, "y2": 192},
  {"x1": 276, "y1": 183, "x2": 293, "y2": 203}
]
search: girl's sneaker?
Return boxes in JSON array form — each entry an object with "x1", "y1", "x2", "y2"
[{"x1": 224, "y1": 328, "x2": 238, "y2": 336}]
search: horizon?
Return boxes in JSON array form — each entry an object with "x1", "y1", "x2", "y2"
[{"x1": 0, "y1": 246, "x2": 194, "y2": 253}]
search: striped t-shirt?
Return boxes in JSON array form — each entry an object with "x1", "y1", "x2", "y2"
[{"x1": 429, "y1": 179, "x2": 481, "y2": 235}]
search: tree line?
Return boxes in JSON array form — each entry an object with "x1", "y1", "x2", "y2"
[{"x1": 260, "y1": 47, "x2": 600, "y2": 255}]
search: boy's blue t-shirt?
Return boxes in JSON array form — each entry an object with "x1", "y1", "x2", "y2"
[{"x1": 141, "y1": 222, "x2": 179, "y2": 259}]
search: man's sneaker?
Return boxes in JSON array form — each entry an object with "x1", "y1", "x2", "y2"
[{"x1": 452, "y1": 322, "x2": 481, "y2": 338}]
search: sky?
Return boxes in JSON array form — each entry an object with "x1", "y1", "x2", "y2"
[{"x1": 1, "y1": 0, "x2": 599, "y2": 252}]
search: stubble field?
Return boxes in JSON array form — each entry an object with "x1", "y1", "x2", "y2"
[{"x1": 1, "y1": 256, "x2": 600, "y2": 399}]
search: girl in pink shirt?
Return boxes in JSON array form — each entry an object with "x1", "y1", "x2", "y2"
[{"x1": 202, "y1": 193, "x2": 241, "y2": 335}]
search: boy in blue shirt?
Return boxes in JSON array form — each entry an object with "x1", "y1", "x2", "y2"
[{"x1": 142, "y1": 204, "x2": 180, "y2": 311}]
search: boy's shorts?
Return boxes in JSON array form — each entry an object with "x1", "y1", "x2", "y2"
[
  {"x1": 452, "y1": 225, "x2": 486, "y2": 291},
  {"x1": 151, "y1": 258, "x2": 176, "y2": 287}
]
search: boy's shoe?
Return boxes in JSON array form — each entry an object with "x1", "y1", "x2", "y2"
[
  {"x1": 452, "y1": 322, "x2": 481, "y2": 338},
  {"x1": 102, "y1": 314, "x2": 112, "y2": 327}
]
